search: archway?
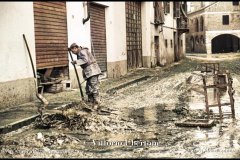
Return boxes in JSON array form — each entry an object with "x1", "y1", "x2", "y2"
[{"x1": 212, "y1": 34, "x2": 240, "y2": 53}]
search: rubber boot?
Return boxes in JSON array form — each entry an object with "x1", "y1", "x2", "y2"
[{"x1": 93, "y1": 99, "x2": 99, "y2": 110}]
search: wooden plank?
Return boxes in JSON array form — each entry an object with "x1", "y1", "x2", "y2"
[
  {"x1": 175, "y1": 119, "x2": 215, "y2": 128},
  {"x1": 33, "y1": 7, "x2": 66, "y2": 16},
  {"x1": 35, "y1": 32, "x2": 67, "y2": 37},
  {"x1": 34, "y1": 16, "x2": 67, "y2": 23},
  {"x1": 90, "y1": 14, "x2": 105, "y2": 19},
  {"x1": 93, "y1": 53, "x2": 107, "y2": 57},
  {"x1": 37, "y1": 62, "x2": 68, "y2": 68},
  {"x1": 36, "y1": 48, "x2": 68, "y2": 52},
  {"x1": 35, "y1": 28, "x2": 67, "y2": 34},
  {"x1": 91, "y1": 31, "x2": 106, "y2": 35},
  {"x1": 36, "y1": 54, "x2": 67, "y2": 59},
  {"x1": 34, "y1": 12, "x2": 66, "y2": 21},
  {"x1": 33, "y1": 3, "x2": 66, "y2": 13},
  {"x1": 34, "y1": 20, "x2": 67, "y2": 27},
  {"x1": 35, "y1": 39, "x2": 67, "y2": 44},
  {"x1": 35, "y1": 36, "x2": 67, "y2": 41},
  {"x1": 36, "y1": 43, "x2": 67, "y2": 48},
  {"x1": 90, "y1": 27, "x2": 106, "y2": 31},
  {"x1": 36, "y1": 47, "x2": 68, "y2": 52},
  {"x1": 34, "y1": 2, "x2": 66, "y2": 10},
  {"x1": 34, "y1": 24, "x2": 66, "y2": 30},
  {"x1": 48, "y1": 2, "x2": 66, "y2": 6},
  {"x1": 202, "y1": 76, "x2": 209, "y2": 117},
  {"x1": 226, "y1": 72, "x2": 235, "y2": 118},
  {"x1": 37, "y1": 63, "x2": 68, "y2": 69},
  {"x1": 37, "y1": 58, "x2": 68, "y2": 64}
]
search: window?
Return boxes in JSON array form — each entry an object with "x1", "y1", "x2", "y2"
[
  {"x1": 196, "y1": 18, "x2": 199, "y2": 32},
  {"x1": 171, "y1": 40, "x2": 173, "y2": 48},
  {"x1": 233, "y1": 1, "x2": 239, "y2": 5},
  {"x1": 164, "y1": 1, "x2": 170, "y2": 14},
  {"x1": 200, "y1": 16, "x2": 204, "y2": 31},
  {"x1": 222, "y1": 15, "x2": 229, "y2": 25},
  {"x1": 165, "y1": 39, "x2": 168, "y2": 48},
  {"x1": 173, "y1": 2, "x2": 180, "y2": 18},
  {"x1": 154, "y1": 2, "x2": 164, "y2": 24}
]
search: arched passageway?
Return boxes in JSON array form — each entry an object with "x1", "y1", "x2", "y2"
[{"x1": 212, "y1": 34, "x2": 240, "y2": 53}]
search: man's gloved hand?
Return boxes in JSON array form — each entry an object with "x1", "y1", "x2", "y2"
[{"x1": 71, "y1": 61, "x2": 77, "y2": 65}]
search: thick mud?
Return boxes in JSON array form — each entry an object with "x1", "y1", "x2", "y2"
[{"x1": 1, "y1": 57, "x2": 240, "y2": 158}]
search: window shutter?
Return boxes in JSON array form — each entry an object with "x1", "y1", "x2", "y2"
[
  {"x1": 154, "y1": 1, "x2": 165, "y2": 24},
  {"x1": 174, "y1": 2, "x2": 180, "y2": 18}
]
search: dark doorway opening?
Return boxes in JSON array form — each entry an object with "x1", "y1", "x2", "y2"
[
  {"x1": 212, "y1": 34, "x2": 240, "y2": 53},
  {"x1": 154, "y1": 36, "x2": 160, "y2": 66},
  {"x1": 174, "y1": 32, "x2": 179, "y2": 62}
]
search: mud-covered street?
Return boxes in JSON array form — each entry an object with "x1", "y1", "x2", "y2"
[{"x1": 1, "y1": 55, "x2": 240, "y2": 158}]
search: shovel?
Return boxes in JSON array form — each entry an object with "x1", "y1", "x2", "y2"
[{"x1": 23, "y1": 34, "x2": 49, "y2": 105}]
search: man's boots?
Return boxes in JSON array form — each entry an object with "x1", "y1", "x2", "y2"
[
  {"x1": 93, "y1": 98, "x2": 101, "y2": 110},
  {"x1": 85, "y1": 95, "x2": 94, "y2": 105}
]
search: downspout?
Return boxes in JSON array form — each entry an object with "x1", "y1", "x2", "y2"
[{"x1": 82, "y1": 1, "x2": 90, "y2": 24}]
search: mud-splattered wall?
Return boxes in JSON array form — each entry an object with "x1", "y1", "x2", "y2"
[{"x1": 0, "y1": 2, "x2": 36, "y2": 108}]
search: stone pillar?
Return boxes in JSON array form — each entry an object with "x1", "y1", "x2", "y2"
[{"x1": 205, "y1": 35, "x2": 212, "y2": 54}]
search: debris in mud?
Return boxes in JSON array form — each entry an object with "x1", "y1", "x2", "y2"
[
  {"x1": 175, "y1": 119, "x2": 215, "y2": 128},
  {"x1": 0, "y1": 137, "x2": 3, "y2": 145},
  {"x1": 34, "y1": 102, "x2": 137, "y2": 133},
  {"x1": 35, "y1": 132, "x2": 80, "y2": 147},
  {"x1": 172, "y1": 106, "x2": 189, "y2": 115}
]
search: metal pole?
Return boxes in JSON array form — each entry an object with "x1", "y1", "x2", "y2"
[{"x1": 68, "y1": 49, "x2": 84, "y2": 100}]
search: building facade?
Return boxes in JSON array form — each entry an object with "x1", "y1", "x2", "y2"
[
  {"x1": 186, "y1": 1, "x2": 240, "y2": 54},
  {"x1": 0, "y1": 1, "x2": 187, "y2": 109}
]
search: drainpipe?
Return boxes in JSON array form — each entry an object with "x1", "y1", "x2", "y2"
[{"x1": 82, "y1": 1, "x2": 90, "y2": 24}]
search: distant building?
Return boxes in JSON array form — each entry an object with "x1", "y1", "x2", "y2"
[
  {"x1": 186, "y1": 1, "x2": 240, "y2": 54},
  {"x1": 0, "y1": 2, "x2": 188, "y2": 109}
]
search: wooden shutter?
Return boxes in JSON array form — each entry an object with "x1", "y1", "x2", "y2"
[
  {"x1": 33, "y1": 2, "x2": 68, "y2": 69},
  {"x1": 164, "y1": 1, "x2": 170, "y2": 14},
  {"x1": 154, "y1": 1, "x2": 164, "y2": 24},
  {"x1": 174, "y1": 2, "x2": 180, "y2": 18},
  {"x1": 90, "y1": 3, "x2": 107, "y2": 72}
]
